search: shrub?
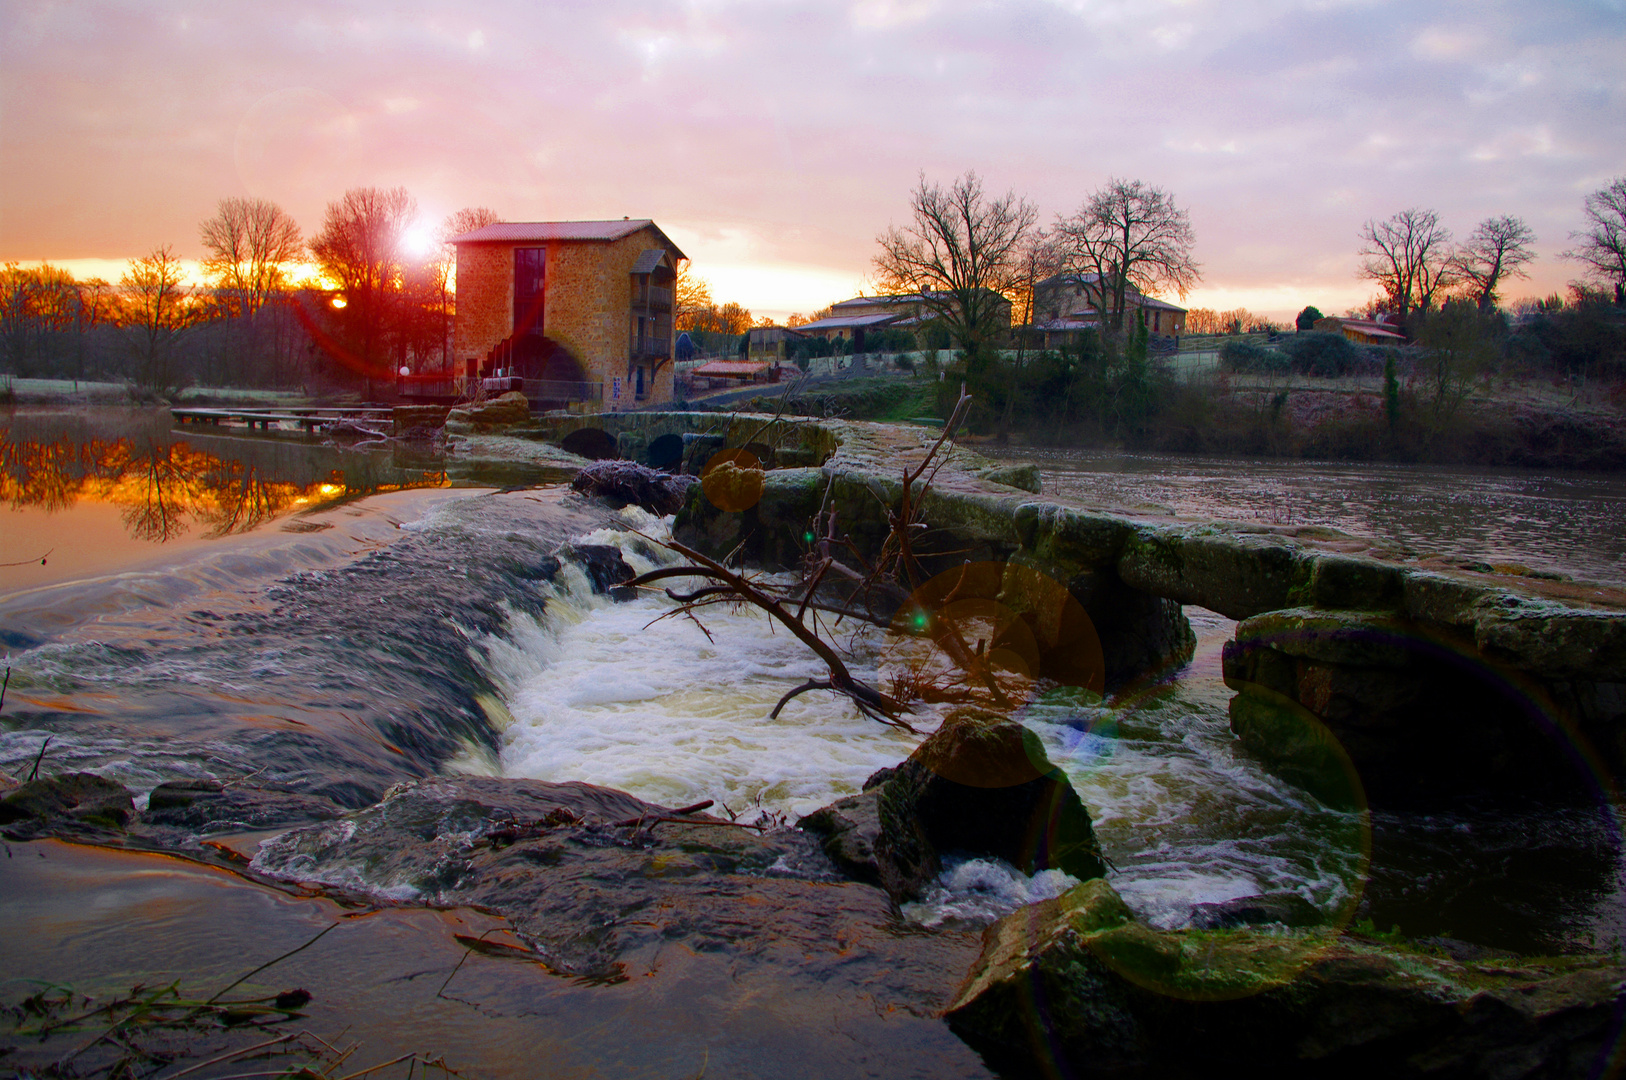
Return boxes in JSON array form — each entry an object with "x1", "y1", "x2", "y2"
[
  {"x1": 1219, "y1": 339, "x2": 1288, "y2": 374},
  {"x1": 1283, "y1": 331, "x2": 1362, "y2": 376}
]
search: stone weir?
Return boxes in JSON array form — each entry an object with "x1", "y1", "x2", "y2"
[{"x1": 528, "y1": 412, "x2": 1626, "y2": 805}]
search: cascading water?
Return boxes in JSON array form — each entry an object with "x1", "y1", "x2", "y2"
[{"x1": 4, "y1": 412, "x2": 1624, "y2": 1079}]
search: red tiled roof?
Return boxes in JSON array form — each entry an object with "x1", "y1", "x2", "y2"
[
  {"x1": 450, "y1": 220, "x2": 687, "y2": 259},
  {"x1": 692, "y1": 360, "x2": 770, "y2": 377}
]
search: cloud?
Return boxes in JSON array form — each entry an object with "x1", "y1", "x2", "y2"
[{"x1": 0, "y1": 0, "x2": 1619, "y2": 317}]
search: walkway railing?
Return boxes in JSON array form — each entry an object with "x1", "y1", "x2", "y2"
[{"x1": 397, "y1": 375, "x2": 601, "y2": 403}]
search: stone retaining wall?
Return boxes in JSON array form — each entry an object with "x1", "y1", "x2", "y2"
[{"x1": 530, "y1": 412, "x2": 1626, "y2": 801}]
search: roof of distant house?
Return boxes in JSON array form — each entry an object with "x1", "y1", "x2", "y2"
[
  {"x1": 692, "y1": 359, "x2": 771, "y2": 377},
  {"x1": 450, "y1": 219, "x2": 687, "y2": 259},
  {"x1": 1316, "y1": 316, "x2": 1406, "y2": 342},
  {"x1": 794, "y1": 313, "x2": 905, "y2": 331},
  {"x1": 829, "y1": 289, "x2": 1007, "y2": 311}
]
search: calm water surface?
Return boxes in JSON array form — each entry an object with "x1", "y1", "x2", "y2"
[{"x1": 984, "y1": 444, "x2": 1626, "y2": 585}]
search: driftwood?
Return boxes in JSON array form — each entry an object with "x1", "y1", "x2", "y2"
[{"x1": 622, "y1": 387, "x2": 978, "y2": 730}]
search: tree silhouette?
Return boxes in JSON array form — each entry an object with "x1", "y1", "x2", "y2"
[
  {"x1": 874, "y1": 170, "x2": 1036, "y2": 369},
  {"x1": 308, "y1": 186, "x2": 418, "y2": 379},
  {"x1": 1452, "y1": 215, "x2": 1535, "y2": 312},
  {"x1": 1563, "y1": 178, "x2": 1626, "y2": 302},
  {"x1": 1357, "y1": 208, "x2": 1457, "y2": 322},
  {"x1": 1056, "y1": 178, "x2": 1199, "y2": 333},
  {"x1": 121, "y1": 246, "x2": 198, "y2": 391}
]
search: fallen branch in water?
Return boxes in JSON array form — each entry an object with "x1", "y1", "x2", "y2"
[
  {"x1": 621, "y1": 386, "x2": 978, "y2": 728},
  {"x1": 0, "y1": 547, "x2": 51, "y2": 568},
  {"x1": 614, "y1": 814, "x2": 766, "y2": 833},
  {"x1": 623, "y1": 539, "x2": 913, "y2": 730}
]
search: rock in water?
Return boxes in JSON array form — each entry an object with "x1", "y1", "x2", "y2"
[
  {"x1": 556, "y1": 543, "x2": 637, "y2": 599},
  {"x1": 570, "y1": 460, "x2": 698, "y2": 516},
  {"x1": 444, "y1": 391, "x2": 531, "y2": 433},
  {"x1": 0, "y1": 773, "x2": 134, "y2": 838},
  {"x1": 869, "y1": 710, "x2": 1107, "y2": 904},
  {"x1": 946, "y1": 878, "x2": 1626, "y2": 1078},
  {"x1": 1189, "y1": 892, "x2": 1324, "y2": 930}
]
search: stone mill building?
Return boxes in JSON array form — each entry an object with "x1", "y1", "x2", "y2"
[{"x1": 450, "y1": 219, "x2": 686, "y2": 410}]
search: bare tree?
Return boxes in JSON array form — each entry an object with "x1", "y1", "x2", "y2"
[
  {"x1": 430, "y1": 206, "x2": 500, "y2": 369},
  {"x1": 873, "y1": 171, "x2": 1037, "y2": 360},
  {"x1": 1357, "y1": 208, "x2": 1458, "y2": 322},
  {"x1": 1000, "y1": 229, "x2": 1064, "y2": 438},
  {"x1": 674, "y1": 262, "x2": 713, "y2": 331},
  {"x1": 1563, "y1": 177, "x2": 1626, "y2": 302},
  {"x1": 121, "y1": 246, "x2": 198, "y2": 391},
  {"x1": 199, "y1": 197, "x2": 304, "y2": 386},
  {"x1": 308, "y1": 186, "x2": 419, "y2": 375},
  {"x1": 1451, "y1": 215, "x2": 1536, "y2": 312},
  {"x1": 199, "y1": 197, "x2": 303, "y2": 320},
  {"x1": 1055, "y1": 178, "x2": 1199, "y2": 333}
]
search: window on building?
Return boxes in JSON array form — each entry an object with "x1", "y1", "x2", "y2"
[{"x1": 514, "y1": 247, "x2": 545, "y2": 337}]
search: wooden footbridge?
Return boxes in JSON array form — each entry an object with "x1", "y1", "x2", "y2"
[{"x1": 170, "y1": 406, "x2": 395, "y2": 432}]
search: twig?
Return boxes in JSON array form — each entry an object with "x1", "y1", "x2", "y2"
[
  {"x1": 155, "y1": 1032, "x2": 301, "y2": 1079},
  {"x1": 0, "y1": 548, "x2": 52, "y2": 567},
  {"x1": 613, "y1": 814, "x2": 765, "y2": 832},
  {"x1": 205, "y1": 922, "x2": 341, "y2": 1006},
  {"x1": 333, "y1": 1051, "x2": 420, "y2": 1080},
  {"x1": 624, "y1": 540, "x2": 913, "y2": 731},
  {"x1": 27, "y1": 734, "x2": 51, "y2": 781},
  {"x1": 1, "y1": 666, "x2": 8, "y2": 711},
  {"x1": 770, "y1": 679, "x2": 834, "y2": 719}
]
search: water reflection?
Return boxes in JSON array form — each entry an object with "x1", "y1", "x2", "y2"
[{"x1": 1, "y1": 415, "x2": 447, "y2": 544}]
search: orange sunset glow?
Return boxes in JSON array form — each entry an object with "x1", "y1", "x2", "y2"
[{"x1": 3, "y1": 2, "x2": 1621, "y2": 322}]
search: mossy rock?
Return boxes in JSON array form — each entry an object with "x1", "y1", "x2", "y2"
[
  {"x1": 947, "y1": 878, "x2": 1626, "y2": 1078},
  {"x1": 0, "y1": 772, "x2": 134, "y2": 837}
]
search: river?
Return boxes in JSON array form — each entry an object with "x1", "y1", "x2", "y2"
[
  {"x1": 981, "y1": 443, "x2": 1626, "y2": 586},
  {"x1": 2, "y1": 408, "x2": 1622, "y2": 1077}
]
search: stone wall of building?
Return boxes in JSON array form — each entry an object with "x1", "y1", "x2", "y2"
[
  {"x1": 452, "y1": 225, "x2": 678, "y2": 407},
  {"x1": 451, "y1": 244, "x2": 512, "y2": 373}
]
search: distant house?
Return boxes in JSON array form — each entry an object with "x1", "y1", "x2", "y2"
[
  {"x1": 1313, "y1": 315, "x2": 1407, "y2": 345},
  {"x1": 449, "y1": 219, "x2": 686, "y2": 410},
  {"x1": 689, "y1": 358, "x2": 779, "y2": 387},
  {"x1": 795, "y1": 290, "x2": 1012, "y2": 349},
  {"x1": 1032, "y1": 316, "x2": 1104, "y2": 350},
  {"x1": 792, "y1": 311, "x2": 905, "y2": 349},
  {"x1": 745, "y1": 325, "x2": 807, "y2": 361},
  {"x1": 1033, "y1": 274, "x2": 1187, "y2": 337}
]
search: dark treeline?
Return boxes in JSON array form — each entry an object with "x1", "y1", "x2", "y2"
[
  {"x1": 2, "y1": 190, "x2": 494, "y2": 398},
  {"x1": 1, "y1": 261, "x2": 325, "y2": 394}
]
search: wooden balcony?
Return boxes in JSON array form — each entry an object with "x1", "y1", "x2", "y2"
[{"x1": 633, "y1": 284, "x2": 673, "y2": 312}]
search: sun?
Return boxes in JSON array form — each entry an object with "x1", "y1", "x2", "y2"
[{"x1": 400, "y1": 225, "x2": 438, "y2": 260}]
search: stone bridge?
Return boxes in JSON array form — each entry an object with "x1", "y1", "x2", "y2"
[{"x1": 528, "y1": 411, "x2": 1626, "y2": 805}]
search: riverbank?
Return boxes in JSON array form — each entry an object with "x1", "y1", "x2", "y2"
[{"x1": 712, "y1": 371, "x2": 1626, "y2": 472}]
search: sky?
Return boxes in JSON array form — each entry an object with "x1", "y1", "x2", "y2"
[{"x1": 2, "y1": 0, "x2": 1623, "y2": 322}]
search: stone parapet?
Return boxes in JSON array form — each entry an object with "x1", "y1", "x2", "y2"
[{"x1": 535, "y1": 411, "x2": 1626, "y2": 794}]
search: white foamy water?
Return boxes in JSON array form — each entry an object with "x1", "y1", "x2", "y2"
[
  {"x1": 1020, "y1": 683, "x2": 1367, "y2": 930},
  {"x1": 904, "y1": 857, "x2": 1082, "y2": 928},
  {"x1": 485, "y1": 510, "x2": 937, "y2": 821},
  {"x1": 482, "y1": 513, "x2": 1367, "y2": 927}
]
